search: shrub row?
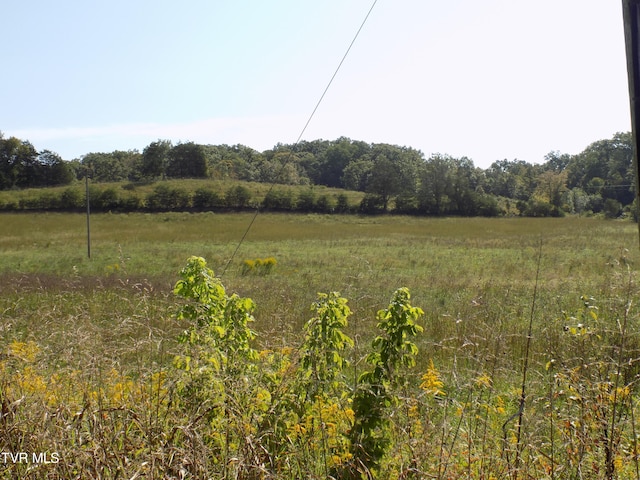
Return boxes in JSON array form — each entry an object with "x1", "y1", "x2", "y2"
[
  {"x1": 8, "y1": 182, "x2": 617, "y2": 218},
  {"x1": 0, "y1": 184, "x2": 357, "y2": 214}
]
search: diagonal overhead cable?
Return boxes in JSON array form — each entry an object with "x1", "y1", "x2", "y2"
[
  {"x1": 220, "y1": 0, "x2": 379, "y2": 277},
  {"x1": 291, "y1": 0, "x2": 379, "y2": 147}
]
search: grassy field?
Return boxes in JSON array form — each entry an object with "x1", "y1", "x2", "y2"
[{"x1": 2, "y1": 212, "x2": 640, "y2": 478}]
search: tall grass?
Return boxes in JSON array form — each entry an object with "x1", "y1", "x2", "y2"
[{"x1": 1, "y1": 212, "x2": 639, "y2": 477}]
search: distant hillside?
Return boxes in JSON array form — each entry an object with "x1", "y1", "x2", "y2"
[{"x1": 0, "y1": 132, "x2": 635, "y2": 218}]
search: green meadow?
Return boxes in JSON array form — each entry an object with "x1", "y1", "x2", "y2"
[{"x1": 2, "y1": 212, "x2": 640, "y2": 478}]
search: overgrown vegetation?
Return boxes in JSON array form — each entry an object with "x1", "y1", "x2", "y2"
[{"x1": 1, "y1": 214, "x2": 640, "y2": 478}]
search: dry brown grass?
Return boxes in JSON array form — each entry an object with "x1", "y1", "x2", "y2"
[{"x1": 1, "y1": 213, "x2": 640, "y2": 478}]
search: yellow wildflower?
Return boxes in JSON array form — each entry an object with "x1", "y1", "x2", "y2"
[
  {"x1": 420, "y1": 359, "x2": 445, "y2": 397},
  {"x1": 475, "y1": 372, "x2": 493, "y2": 389},
  {"x1": 8, "y1": 340, "x2": 40, "y2": 362}
]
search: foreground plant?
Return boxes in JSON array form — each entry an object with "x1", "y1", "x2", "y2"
[
  {"x1": 173, "y1": 256, "x2": 262, "y2": 477},
  {"x1": 296, "y1": 292, "x2": 355, "y2": 474},
  {"x1": 170, "y1": 258, "x2": 428, "y2": 479},
  {"x1": 342, "y1": 287, "x2": 424, "y2": 478},
  {"x1": 299, "y1": 291, "x2": 354, "y2": 401}
]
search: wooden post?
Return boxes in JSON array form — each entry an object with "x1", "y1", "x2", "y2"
[
  {"x1": 86, "y1": 174, "x2": 91, "y2": 259},
  {"x1": 622, "y1": 0, "x2": 640, "y2": 243}
]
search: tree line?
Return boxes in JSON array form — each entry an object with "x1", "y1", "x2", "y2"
[{"x1": 0, "y1": 131, "x2": 635, "y2": 217}]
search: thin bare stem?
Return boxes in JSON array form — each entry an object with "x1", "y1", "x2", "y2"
[
  {"x1": 502, "y1": 239, "x2": 542, "y2": 480},
  {"x1": 632, "y1": 398, "x2": 640, "y2": 480},
  {"x1": 606, "y1": 267, "x2": 634, "y2": 480}
]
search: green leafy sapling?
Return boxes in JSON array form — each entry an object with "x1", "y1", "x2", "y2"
[
  {"x1": 173, "y1": 256, "x2": 258, "y2": 392},
  {"x1": 346, "y1": 287, "x2": 424, "y2": 477},
  {"x1": 299, "y1": 291, "x2": 354, "y2": 402}
]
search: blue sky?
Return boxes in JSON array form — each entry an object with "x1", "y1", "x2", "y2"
[{"x1": 1, "y1": 0, "x2": 630, "y2": 168}]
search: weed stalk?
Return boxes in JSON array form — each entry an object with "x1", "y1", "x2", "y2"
[
  {"x1": 605, "y1": 267, "x2": 634, "y2": 480},
  {"x1": 503, "y1": 240, "x2": 542, "y2": 479},
  {"x1": 632, "y1": 398, "x2": 640, "y2": 480}
]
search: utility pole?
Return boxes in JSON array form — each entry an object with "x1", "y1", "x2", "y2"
[
  {"x1": 622, "y1": 0, "x2": 640, "y2": 244},
  {"x1": 86, "y1": 173, "x2": 91, "y2": 259}
]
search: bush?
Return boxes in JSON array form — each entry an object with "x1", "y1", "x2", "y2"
[
  {"x1": 94, "y1": 187, "x2": 121, "y2": 211},
  {"x1": 296, "y1": 189, "x2": 316, "y2": 212},
  {"x1": 603, "y1": 198, "x2": 623, "y2": 218},
  {"x1": 119, "y1": 194, "x2": 142, "y2": 211},
  {"x1": 225, "y1": 185, "x2": 252, "y2": 209},
  {"x1": 359, "y1": 194, "x2": 384, "y2": 214},
  {"x1": 476, "y1": 193, "x2": 502, "y2": 217},
  {"x1": 19, "y1": 191, "x2": 59, "y2": 210},
  {"x1": 193, "y1": 187, "x2": 224, "y2": 210},
  {"x1": 335, "y1": 193, "x2": 351, "y2": 213},
  {"x1": 262, "y1": 188, "x2": 294, "y2": 211},
  {"x1": 59, "y1": 188, "x2": 84, "y2": 210},
  {"x1": 315, "y1": 194, "x2": 334, "y2": 213},
  {"x1": 586, "y1": 194, "x2": 604, "y2": 213},
  {"x1": 146, "y1": 184, "x2": 191, "y2": 211},
  {"x1": 521, "y1": 199, "x2": 563, "y2": 217}
]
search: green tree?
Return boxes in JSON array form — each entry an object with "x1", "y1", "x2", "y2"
[
  {"x1": 81, "y1": 151, "x2": 138, "y2": 182},
  {"x1": 568, "y1": 187, "x2": 589, "y2": 214},
  {"x1": 141, "y1": 140, "x2": 171, "y2": 179},
  {"x1": 335, "y1": 193, "x2": 351, "y2": 213},
  {"x1": 341, "y1": 158, "x2": 373, "y2": 191},
  {"x1": 566, "y1": 132, "x2": 634, "y2": 206},
  {"x1": 204, "y1": 144, "x2": 263, "y2": 181},
  {"x1": 485, "y1": 159, "x2": 518, "y2": 198},
  {"x1": 366, "y1": 155, "x2": 401, "y2": 211},
  {"x1": 419, "y1": 154, "x2": 453, "y2": 214},
  {"x1": 277, "y1": 139, "x2": 329, "y2": 184},
  {"x1": 93, "y1": 187, "x2": 121, "y2": 211},
  {"x1": 59, "y1": 187, "x2": 84, "y2": 210},
  {"x1": 316, "y1": 137, "x2": 370, "y2": 188},
  {"x1": 534, "y1": 170, "x2": 568, "y2": 209},
  {"x1": 38, "y1": 150, "x2": 74, "y2": 186},
  {"x1": 484, "y1": 159, "x2": 540, "y2": 201},
  {"x1": 166, "y1": 142, "x2": 208, "y2": 178},
  {"x1": 448, "y1": 156, "x2": 481, "y2": 215},
  {"x1": 298, "y1": 292, "x2": 353, "y2": 402},
  {"x1": 255, "y1": 150, "x2": 309, "y2": 185},
  {"x1": 0, "y1": 135, "x2": 38, "y2": 189},
  {"x1": 315, "y1": 194, "x2": 333, "y2": 213},
  {"x1": 419, "y1": 154, "x2": 488, "y2": 215},
  {"x1": 544, "y1": 150, "x2": 572, "y2": 172},
  {"x1": 365, "y1": 144, "x2": 423, "y2": 211},
  {"x1": 14, "y1": 142, "x2": 42, "y2": 188}
]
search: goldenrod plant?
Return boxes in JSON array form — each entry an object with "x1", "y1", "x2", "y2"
[{"x1": 241, "y1": 257, "x2": 277, "y2": 276}]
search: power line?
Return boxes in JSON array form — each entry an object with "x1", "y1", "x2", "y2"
[{"x1": 219, "y1": 0, "x2": 379, "y2": 277}]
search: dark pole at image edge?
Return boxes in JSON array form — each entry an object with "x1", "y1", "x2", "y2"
[{"x1": 622, "y1": 0, "x2": 640, "y2": 245}]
